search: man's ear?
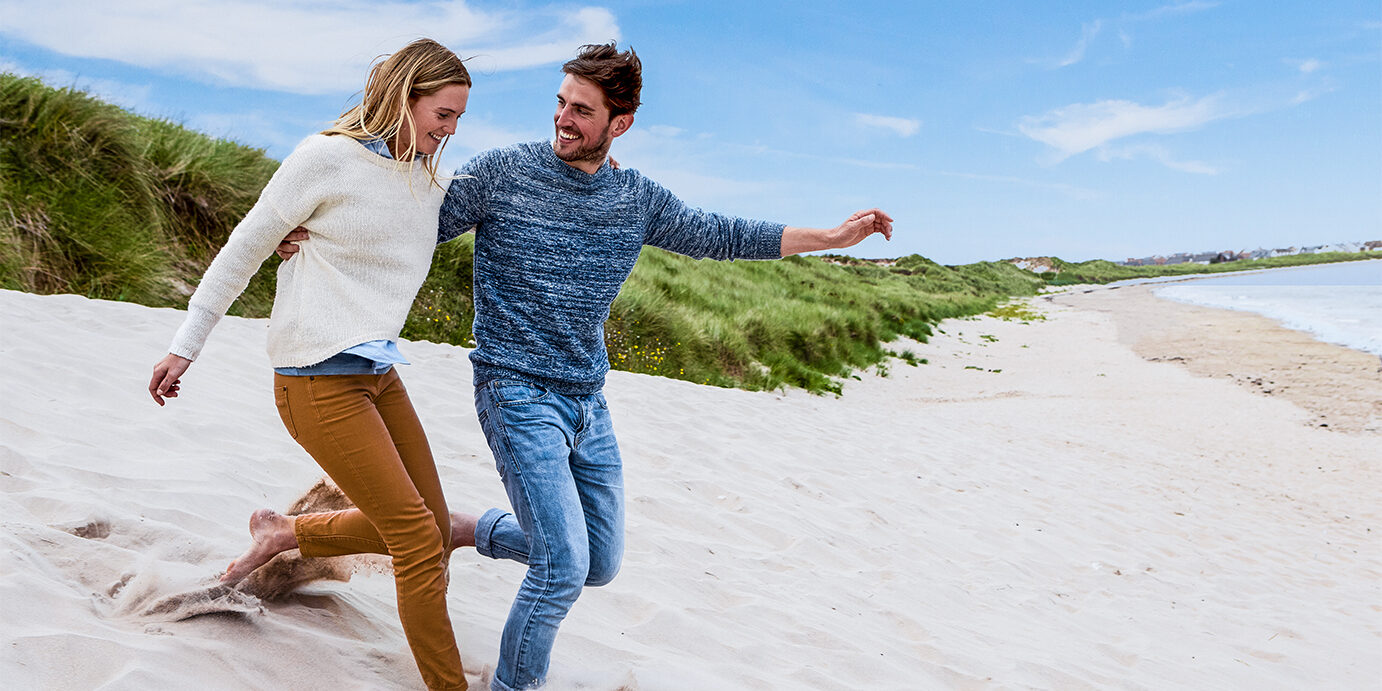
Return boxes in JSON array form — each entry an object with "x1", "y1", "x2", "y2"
[{"x1": 610, "y1": 113, "x2": 634, "y2": 138}]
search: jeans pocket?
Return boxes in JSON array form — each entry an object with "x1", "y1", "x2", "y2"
[
  {"x1": 490, "y1": 380, "x2": 549, "y2": 407},
  {"x1": 274, "y1": 385, "x2": 298, "y2": 439}
]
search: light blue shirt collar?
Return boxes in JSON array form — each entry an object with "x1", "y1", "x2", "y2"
[{"x1": 360, "y1": 137, "x2": 393, "y2": 160}]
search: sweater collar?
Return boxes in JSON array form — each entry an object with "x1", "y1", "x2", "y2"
[{"x1": 537, "y1": 140, "x2": 613, "y2": 185}]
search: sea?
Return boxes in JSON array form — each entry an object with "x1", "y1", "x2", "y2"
[{"x1": 1142, "y1": 259, "x2": 1382, "y2": 356}]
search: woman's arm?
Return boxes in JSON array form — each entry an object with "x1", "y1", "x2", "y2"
[{"x1": 151, "y1": 137, "x2": 330, "y2": 404}]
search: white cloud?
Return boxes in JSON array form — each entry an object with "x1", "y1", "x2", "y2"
[
  {"x1": 1017, "y1": 95, "x2": 1232, "y2": 162},
  {"x1": 0, "y1": 1, "x2": 619, "y2": 94},
  {"x1": 1058, "y1": 20, "x2": 1103, "y2": 67},
  {"x1": 854, "y1": 113, "x2": 921, "y2": 137},
  {"x1": 1290, "y1": 81, "x2": 1337, "y2": 105},
  {"x1": 645, "y1": 125, "x2": 685, "y2": 138},
  {"x1": 1097, "y1": 143, "x2": 1218, "y2": 174},
  {"x1": 1296, "y1": 58, "x2": 1323, "y2": 74},
  {"x1": 1040, "y1": 2, "x2": 1215, "y2": 67}
]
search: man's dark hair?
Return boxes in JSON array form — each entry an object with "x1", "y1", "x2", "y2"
[{"x1": 562, "y1": 42, "x2": 642, "y2": 116}]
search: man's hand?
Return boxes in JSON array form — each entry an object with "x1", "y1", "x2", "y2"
[
  {"x1": 149, "y1": 353, "x2": 193, "y2": 406},
  {"x1": 780, "y1": 208, "x2": 895, "y2": 256},
  {"x1": 275, "y1": 227, "x2": 310, "y2": 260},
  {"x1": 831, "y1": 208, "x2": 894, "y2": 248}
]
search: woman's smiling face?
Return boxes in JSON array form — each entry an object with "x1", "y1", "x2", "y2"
[{"x1": 400, "y1": 83, "x2": 469, "y2": 157}]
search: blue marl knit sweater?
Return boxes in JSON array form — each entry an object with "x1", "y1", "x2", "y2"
[{"x1": 439, "y1": 141, "x2": 785, "y2": 394}]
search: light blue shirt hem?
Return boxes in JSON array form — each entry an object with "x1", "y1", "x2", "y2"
[{"x1": 273, "y1": 340, "x2": 410, "y2": 376}]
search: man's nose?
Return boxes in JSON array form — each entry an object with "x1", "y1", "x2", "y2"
[{"x1": 555, "y1": 105, "x2": 574, "y2": 126}]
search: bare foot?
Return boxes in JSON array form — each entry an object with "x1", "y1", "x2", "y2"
[
  {"x1": 221, "y1": 509, "x2": 298, "y2": 584},
  {"x1": 449, "y1": 511, "x2": 479, "y2": 550}
]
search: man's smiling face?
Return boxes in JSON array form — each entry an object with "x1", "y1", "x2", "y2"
[{"x1": 553, "y1": 74, "x2": 623, "y2": 170}]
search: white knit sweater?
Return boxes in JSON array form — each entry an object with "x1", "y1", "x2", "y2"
[{"x1": 168, "y1": 134, "x2": 447, "y2": 368}]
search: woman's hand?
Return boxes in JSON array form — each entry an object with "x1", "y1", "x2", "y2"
[
  {"x1": 149, "y1": 353, "x2": 193, "y2": 406},
  {"x1": 275, "y1": 227, "x2": 311, "y2": 260}
]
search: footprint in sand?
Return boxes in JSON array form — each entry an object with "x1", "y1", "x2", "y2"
[
  {"x1": 62, "y1": 518, "x2": 112, "y2": 539},
  {"x1": 137, "y1": 584, "x2": 264, "y2": 620}
]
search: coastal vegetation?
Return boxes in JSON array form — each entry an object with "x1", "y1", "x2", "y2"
[
  {"x1": 1038, "y1": 252, "x2": 1380, "y2": 285},
  {"x1": 2, "y1": 75, "x2": 1375, "y2": 393}
]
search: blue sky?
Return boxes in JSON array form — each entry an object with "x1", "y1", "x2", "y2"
[{"x1": 2, "y1": 1, "x2": 1378, "y2": 263}]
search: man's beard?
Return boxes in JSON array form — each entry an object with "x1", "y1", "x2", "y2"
[{"x1": 554, "y1": 124, "x2": 613, "y2": 167}]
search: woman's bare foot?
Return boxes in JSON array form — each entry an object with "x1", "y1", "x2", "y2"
[
  {"x1": 449, "y1": 511, "x2": 478, "y2": 550},
  {"x1": 221, "y1": 509, "x2": 298, "y2": 584}
]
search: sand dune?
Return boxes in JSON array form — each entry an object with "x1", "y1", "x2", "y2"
[{"x1": 1, "y1": 287, "x2": 1377, "y2": 690}]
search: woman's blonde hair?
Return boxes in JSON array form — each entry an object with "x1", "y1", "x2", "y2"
[{"x1": 323, "y1": 38, "x2": 470, "y2": 187}]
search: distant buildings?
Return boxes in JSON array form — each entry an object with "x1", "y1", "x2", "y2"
[{"x1": 1120, "y1": 240, "x2": 1381, "y2": 266}]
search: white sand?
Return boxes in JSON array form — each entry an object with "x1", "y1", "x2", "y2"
[{"x1": 1, "y1": 287, "x2": 1378, "y2": 690}]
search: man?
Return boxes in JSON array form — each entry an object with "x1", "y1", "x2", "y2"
[{"x1": 285, "y1": 42, "x2": 891, "y2": 691}]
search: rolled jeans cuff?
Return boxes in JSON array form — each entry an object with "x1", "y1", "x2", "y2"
[{"x1": 475, "y1": 507, "x2": 510, "y2": 560}]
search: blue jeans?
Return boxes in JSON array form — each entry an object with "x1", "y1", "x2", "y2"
[{"x1": 472, "y1": 380, "x2": 625, "y2": 691}]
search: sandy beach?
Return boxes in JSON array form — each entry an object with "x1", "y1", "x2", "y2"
[{"x1": 1, "y1": 286, "x2": 1378, "y2": 690}]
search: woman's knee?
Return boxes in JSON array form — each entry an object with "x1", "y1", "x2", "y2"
[{"x1": 387, "y1": 516, "x2": 447, "y2": 568}]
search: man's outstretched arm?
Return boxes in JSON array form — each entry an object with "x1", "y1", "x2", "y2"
[{"x1": 780, "y1": 208, "x2": 895, "y2": 257}]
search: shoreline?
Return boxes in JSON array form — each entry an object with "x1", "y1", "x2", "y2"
[
  {"x1": 1052, "y1": 284, "x2": 1381, "y2": 434},
  {"x1": 2, "y1": 288, "x2": 1378, "y2": 689},
  {"x1": 1102, "y1": 255, "x2": 1382, "y2": 288}
]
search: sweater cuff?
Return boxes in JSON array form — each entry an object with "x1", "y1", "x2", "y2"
[
  {"x1": 751, "y1": 222, "x2": 786, "y2": 260},
  {"x1": 168, "y1": 303, "x2": 223, "y2": 361}
]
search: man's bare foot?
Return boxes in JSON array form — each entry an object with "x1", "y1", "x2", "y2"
[
  {"x1": 221, "y1": 509, "x2": 298, "y2": 584},
  {"x1": 449, "y1": 511, "x2": 478, "y2": 550}
]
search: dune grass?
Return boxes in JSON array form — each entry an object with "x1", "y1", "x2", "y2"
[
  {"x1": 0, "y1": 73, "x2": 280, "y2": 313},
  {"x1": 602, "y1": 251, "x2": 1044, "y2": 392}
]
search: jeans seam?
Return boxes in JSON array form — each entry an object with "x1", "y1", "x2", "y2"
[
  {"x1": 490, "y1": 394, "x2": 524, "y2": 479},
  {"x1": 307, "y1": 532, "x2": 388, "y2": 545},
  {"x1": 489, "y1": 395, "x2": 552, "y2": 690},
  {"x1": 510, "y1": 461, "x2": 552, "y2": 690},
  {"x1": 489, "y1": 400, "x2": 547, "y2": 685}
]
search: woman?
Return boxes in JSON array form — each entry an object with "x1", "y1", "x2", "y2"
[{"x1": 149, "y1": 38, "x2": 472, "y2": 691}]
